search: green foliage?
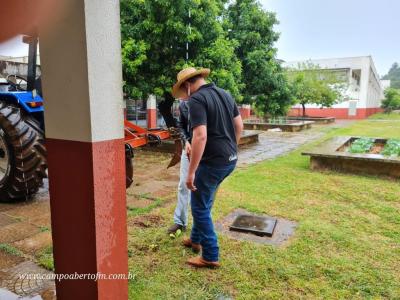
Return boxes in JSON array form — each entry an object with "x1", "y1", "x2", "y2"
[
  {"x1": 198, "y1": 37, "x2": 244, "y2": 101},
  {"x1": 120, "y1": 0, "x2": 289, "y2": 115},
  {"x1": 381, "y1": 139, "x2": 400, "y2": 157},
  {"x1": 382, "y1": 62, "x2": 400, "y2": 89},
  {"x1": 348, "y1": 138, "x2": 375, "y2": 154},
  {"x1": 226, "y1": 0, "x2": 292, "y2": 115},
  {"x1": 39, "y1": 226, "x2": 50, "y2": 232},
  {"x1": 287, "y1": 63, "x2": 346, "y2": 116},
  {"x1": 120, "y1": 0, "x2": 243, "y2": 100},
  {"x1": 37, "y1": 246, "x2": 54, "y2": 271},
  {"x1": 121, "y1": 39, "x2": 149, "y2": 99},
  {"x1": 381, "y1": 88, "x2": 400, "y2": 112},
  {"x1": 0, "y1": 243, "x2": 23, "y2": 257}
]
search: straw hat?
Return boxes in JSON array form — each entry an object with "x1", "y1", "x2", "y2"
[{"x1": 172, "y1": 67, "x2": 210, "y2": 99}]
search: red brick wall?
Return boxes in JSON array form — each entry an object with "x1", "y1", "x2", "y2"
[
  {"x1": 288, "y1": 107, "x2": 384, "y2": 120},
  {"x1": 239, "y1": 106, "x2": 251, "y2": 120}
]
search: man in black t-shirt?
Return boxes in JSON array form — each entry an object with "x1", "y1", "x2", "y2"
[{"x1": 172, "y1": 67, "x2": 243, "y2": 268}]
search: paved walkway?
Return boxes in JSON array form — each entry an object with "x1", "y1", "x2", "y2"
[
  {"x1": 238, "y1": 121, "x2": 354, "y2": 166},
  {"x1": 238, "y1": 130, "x2": 323, "y2": 165}
]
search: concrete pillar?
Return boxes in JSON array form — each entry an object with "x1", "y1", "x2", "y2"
[
  {"x1": 147, "y1": 95, "x2": 157, "y2": 129},
  {"x1": 123, "y1": 98, "x2": 127, "y2": 120},
  {"x1": 40, "y1": 0, "x2": 128, "y2": 299},
  {"x1": 239, "y1": 104, "x2": 251, "y2": 120}
]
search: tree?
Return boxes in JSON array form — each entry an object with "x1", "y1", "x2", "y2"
[
  {"x1": 382, "y1": 63, "x2": 400, "y2": 89},
  {"x1": 287, "y1": 64, "x2": 346, "y2": 117},
  {"x1": 120, "y1": 0, "x2": 243, "y2": 102},
  {"x1": 225, "y1": 0, "x2": 293, "y2": 116},
  {"x1": 381, "y1": 88, "x2": 400, "y2": 113}
]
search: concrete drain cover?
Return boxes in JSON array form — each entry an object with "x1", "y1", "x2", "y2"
[
  {"x1": 216, "y1": 209, "x2": 297, "y2": 246},
  {"x1": 0, "y1": 261, "x2": 55, "y2": 298},
  {"x1": 229, "y1": 214, "x2": 277, "y2": 237}
]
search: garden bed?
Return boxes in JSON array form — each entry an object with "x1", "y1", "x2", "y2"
[
  {"x1": 302, "y1": 136, "x2": 400, "y2": 178},
  {"x1": 287, "y1": 116, "x2": 335, "y2": 124},
  {"x1": 244, "y1": 119, "x2": 314, "y2": 132}
]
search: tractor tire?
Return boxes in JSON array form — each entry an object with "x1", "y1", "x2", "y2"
[{"x1": 0, "y1": 102, "x2": 47, "y2": 202}]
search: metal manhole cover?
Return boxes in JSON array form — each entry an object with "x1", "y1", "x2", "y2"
[{"x1": 229, "y1": 214, "x2": 277, "y2": 237}]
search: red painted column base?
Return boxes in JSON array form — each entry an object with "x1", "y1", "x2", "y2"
[
  {"x1": 147, "y1": 108, "x2": 157, "y2": 129},
  {"x1": 46, "y1": 138, "x2": 128, "y2": 300}
]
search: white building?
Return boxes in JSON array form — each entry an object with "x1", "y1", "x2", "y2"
[{"x1": 284, "y1": 56, "x2": 387, "y2": 119}]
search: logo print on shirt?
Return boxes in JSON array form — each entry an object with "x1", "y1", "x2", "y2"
[{"x1": 229, "y1": 154, "x2": 238, "y2": 162}]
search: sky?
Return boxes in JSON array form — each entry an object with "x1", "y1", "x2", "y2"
[
  {"x1": 1, "y1": 0, "x2": 399, "y2": 76},
  {"x1": 261, "y1": 0, "x2": 400, "y2": 76},
  {"x1": 0, "y1": 35, "x2": 28, "y2": 58}
]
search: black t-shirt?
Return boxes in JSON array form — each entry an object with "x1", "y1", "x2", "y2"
[
  {"x1": 188, "y1": 83, "x2": 240, "y2": 166},
  {"x1": 178, "y1": 101, "x2": 191, "y2": 143}
]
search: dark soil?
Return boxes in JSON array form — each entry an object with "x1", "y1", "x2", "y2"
[
  {"x1": 128, "y1": 214, "x2": 164, "y2": 228},
  {"x1": 370, "y1": 143, "x2": 385, "y2": 154}
]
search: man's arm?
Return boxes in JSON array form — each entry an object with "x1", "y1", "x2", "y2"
[
  {"x1": 186, "y1": 125, "x2": 207, "y2": 191},
  {"x1": 177, "y1": 103, "x2": 191, "y2": 141},
  {"x1": 233, "y1": 115, "x2": 244, "y2": 145}
]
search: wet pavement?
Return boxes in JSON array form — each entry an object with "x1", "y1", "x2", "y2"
[
  {"x1": 0, "y1": 121, "x2": 352, "y2": 298},
  {"x1": 238, "y1": 120, "x2": 354, "y2": 166},
  {"x1": 238, "y1": 129, "x2": 323, "y2": 165}
]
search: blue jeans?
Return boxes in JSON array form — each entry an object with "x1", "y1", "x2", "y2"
[{"x1": 190, "y1": 161, "x2": 236, "y2": 262}]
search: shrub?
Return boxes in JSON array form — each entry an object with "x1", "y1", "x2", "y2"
[
  {"x1": 349, "y1": 138, "x2": 375, "y2": 154},
  {"x1": 381, "y1": 88, "x2": 400, "y2": 112}
]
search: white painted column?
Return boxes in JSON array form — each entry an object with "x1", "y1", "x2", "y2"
[
  {"x1": 147, "y1": 94, "x2": 157, "y2": 128},
  {"x1": 39, "y1": 0, "x2": 128, "y2": 299}
]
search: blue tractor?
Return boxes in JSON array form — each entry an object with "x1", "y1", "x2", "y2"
[{"x1": 0, "y1": 35, "x2": 47, "y2": 201}]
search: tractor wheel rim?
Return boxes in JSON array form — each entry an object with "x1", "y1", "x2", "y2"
[{"x1": 0, "y1": 129, "x2": 10, "y2": 184}]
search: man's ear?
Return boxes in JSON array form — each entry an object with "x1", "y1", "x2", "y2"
[{"x1": 185, "y1": 82, "x2": 191, "y2": 97}]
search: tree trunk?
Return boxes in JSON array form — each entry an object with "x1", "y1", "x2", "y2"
[
  {"x1": 302, "y1": 103, "x2": 306, "y2": 117},
  {"x1": 158, "y1": 92, "x2": 176, "y2": 128}
]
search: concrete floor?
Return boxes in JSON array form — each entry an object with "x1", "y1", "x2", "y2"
[{"x1": 0, "y1": 121, "x2": 352, "y2": 299}]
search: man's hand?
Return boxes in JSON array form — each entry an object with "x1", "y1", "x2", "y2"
[
  {"x1": 185, "y1": 142, "x2": 192, "y2": 160},
  {"x1": 186, "y1": 172, "x2": 197, "y2": 191}
]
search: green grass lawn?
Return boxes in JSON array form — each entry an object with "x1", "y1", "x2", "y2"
[{"x1": 127, "y1": 114, "x2": 400, "y2": 299}]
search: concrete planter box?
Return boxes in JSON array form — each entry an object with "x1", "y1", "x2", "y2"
[
  {"x1": 287, "y1": 116, "x2": 335, "y2": 124},
  {"x1": 302, "y1": 136, "x2": 400, "y2": 179},
  {"x1": 244, "y1": 120, "x2": 314, "y2": 132},
  {"x1": 238, "y1": 130, "x2": 260, "y2": 146}
]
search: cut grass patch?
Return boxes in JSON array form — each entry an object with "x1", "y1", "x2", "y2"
[
  {"x1": 127, "y1": 115, "x2": 400, "y2": 299},
  {"x1": 0, "y1": 243, "x2": 23, "y2": 257},
  {"x1": 127, "y1": 194, "x2": 164, "y2": 216},
  {"x1": 37, "y1": 246, "x2": 54, "y2": 271}
]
